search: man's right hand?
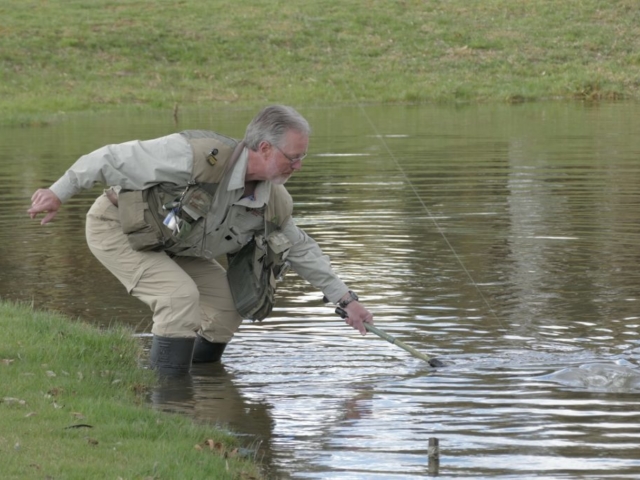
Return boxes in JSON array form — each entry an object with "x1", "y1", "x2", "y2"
[{"x1": 28, "y1": 189, "x2": 62, "y2": 225}]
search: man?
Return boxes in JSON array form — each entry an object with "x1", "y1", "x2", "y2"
[{"x1": 28, "y1": 105, "x2": 373, "y2": 376}]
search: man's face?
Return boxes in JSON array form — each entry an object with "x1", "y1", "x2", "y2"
[{"x1": 265, "y1": 129, "x2": 308, "y2": 185}]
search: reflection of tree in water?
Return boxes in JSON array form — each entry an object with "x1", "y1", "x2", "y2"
[{"x1": 149, "y1": 363, "x2": 279, "y2": 477}]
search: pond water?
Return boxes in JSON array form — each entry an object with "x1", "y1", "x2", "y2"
[{"x1": 2, "y1": 103, "x2": 640, "y2": 479}]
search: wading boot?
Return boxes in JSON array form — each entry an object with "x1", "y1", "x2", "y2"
[
  {"x1": 149, "y1": 335, "x2": 195, "y2": 376},
  {"x1": 192, "y1": 335, "x2": 227, "y2": 363}
]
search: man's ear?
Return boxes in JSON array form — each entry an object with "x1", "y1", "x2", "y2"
[{"x1": 257, "y1": 140, "x2": 272, "y2": 158}]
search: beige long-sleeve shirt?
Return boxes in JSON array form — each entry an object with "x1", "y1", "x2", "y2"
[{"x1": 50, "y1": 133, "x2": 349, "y2": 303}]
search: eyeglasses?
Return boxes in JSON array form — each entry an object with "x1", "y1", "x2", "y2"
[{"x1": 273, "y1": 144, "x2": 307, "y2": 164}]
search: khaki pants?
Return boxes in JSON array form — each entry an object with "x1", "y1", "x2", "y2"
[{"x1": 85, "y1": 194, "x2": 242, "y2": 342}]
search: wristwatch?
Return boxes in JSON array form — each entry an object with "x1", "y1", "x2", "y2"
[{"x1": 338, "y1": 290, "x2": 359, "y2": 308}]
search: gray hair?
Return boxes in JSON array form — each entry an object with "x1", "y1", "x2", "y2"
[{"x1": 244, "y1": 105, "x2": 310, "y2": 150}]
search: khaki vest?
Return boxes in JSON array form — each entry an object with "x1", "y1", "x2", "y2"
[{"x1": 117, "y1": 130, "x2": 293, "y2": 257}]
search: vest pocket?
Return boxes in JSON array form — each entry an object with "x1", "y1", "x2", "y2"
[
  {"x1": 179, "y1": 187, "x2": 213, "y2": 221},
  {"x1": 118, "y1": 190, "x2": 166, "y2": 251}
]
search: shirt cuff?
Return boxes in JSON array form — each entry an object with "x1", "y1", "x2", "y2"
[
  {"x1": 49, "y1": 175, "x2": 76, "y2": 204},
  {"x1": 323, "y1": 282, "x2": 350, "y2": 304}
]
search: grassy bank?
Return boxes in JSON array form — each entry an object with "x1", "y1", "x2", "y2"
[
  {"x1": 0, "y1": 301, "x2": 261, "y2": 480},
  {"x1": 1, "y1": 0, "x2": 640, "y2": 125}
]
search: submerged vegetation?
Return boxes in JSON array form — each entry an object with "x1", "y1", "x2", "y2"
[
  {"x1": 1, "y1": 0, "x2": 640, "y2": 125},
  {"x1": 0, "y1": 301, "x2": 261, "y2": 479}
]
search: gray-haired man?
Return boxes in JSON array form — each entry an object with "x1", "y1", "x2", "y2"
[{"x1": 28, "y1": 105, "x2": 373, "y2": 375}]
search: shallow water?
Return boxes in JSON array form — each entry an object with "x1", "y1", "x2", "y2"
[{"x1": 2, "y1": 103, "x2": 640, "y2": 478}]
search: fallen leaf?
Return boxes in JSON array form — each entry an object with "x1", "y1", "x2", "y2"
[
  {"x1": 204, "y1": 439, "x2": 224, "y2": 452},
  {"x1": 64, "y1": 424, "x2": 93, "y2": 430},
  {"x1": 3, "y1": 397, "x2": 26, "y2": 406},
  {"x1": 46, "y1": 371, "x2": 56, "y2": 378},
  {"x1": 25, "y1": 412, "x2": 37, "y2": 418},
  {"x1": 194, "y1": 444, "x2": 203, "y2": 451},
  {"x1": 48, "y1": 387, "x2": 63, "y2": 397},
  {"x1": 2, "y1": 359, "x2": 14, "y2": 366},
  {"x1": 132, "y1": 383, "x2": 147, "y2": 395},
  {"x1": 86, "y1": 437, "x2": 99, "y2": 445},
  {"x1": 71, "y1": 412, "x2": 85, "y2": 419}
]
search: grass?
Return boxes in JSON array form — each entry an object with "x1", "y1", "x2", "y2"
[
  {"x1": 0, "y1": 301, "x2": 262, "y2": 480},
  {"x1": 1, "y1": 0, "x2": 640, "y2": 125}
]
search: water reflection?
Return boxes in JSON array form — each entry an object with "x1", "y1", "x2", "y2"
[
  {"x1": 149, "y1": 359, "x2": 279, "y2": 474},
  {"x1": 2, "y1": 103, "x2": 640, "y2": 478}
]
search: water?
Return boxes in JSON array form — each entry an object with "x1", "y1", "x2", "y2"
[{"x1": 2, "y1": 103, "x2": 640, "y2": 479}]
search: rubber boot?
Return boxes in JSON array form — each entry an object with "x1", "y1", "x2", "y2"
[
  {"x1": 149, "y1": 335, "x2": 195, "y2": 376},
  {"x1": 192, "y1": 335, "x2": 227, "y2": 364}
]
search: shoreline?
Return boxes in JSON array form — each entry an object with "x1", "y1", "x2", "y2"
[{"x1": 0, "y1": 300, "x2": 264, "y2": 479}]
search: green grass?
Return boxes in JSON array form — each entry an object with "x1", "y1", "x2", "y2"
[
  {"x1": 0, "y1": 301, "x2": 262, "y2": 480},
  {"x1": 1, "y1": 0, "x2": 640, "y2": 125}
]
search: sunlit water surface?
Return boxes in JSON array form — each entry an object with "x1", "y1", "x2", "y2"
[{"x1": 2, "y1": 103, "x2": 640, "y2": 479}]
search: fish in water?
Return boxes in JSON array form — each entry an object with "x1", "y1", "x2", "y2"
[{"x1": 538, "y1": 363, "x2": 640, "y2": 391}]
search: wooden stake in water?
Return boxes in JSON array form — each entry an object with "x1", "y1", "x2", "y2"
[{"x1": 428, "y1": 437, "x2": 440, "y2": 475}]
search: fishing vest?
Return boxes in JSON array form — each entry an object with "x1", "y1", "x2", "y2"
[{"x1": 116, "y1": 130, "x2": 293, "y2": 258}]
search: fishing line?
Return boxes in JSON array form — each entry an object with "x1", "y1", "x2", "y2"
[
  {"x1": 341, "y1": 96, "x2": 617, "y2": 371},
  {"x1": 344, "y1": 89, "x2": 506, "y2": 330}
]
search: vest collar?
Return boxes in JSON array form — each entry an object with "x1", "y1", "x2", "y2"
[{"x1": 229, "y1": 147, "x2": 272, "y2": 206}]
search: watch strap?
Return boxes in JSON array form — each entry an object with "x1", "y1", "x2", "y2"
[{"x1": 338, "y1": 290, "x2": 359, "y2": 308}]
